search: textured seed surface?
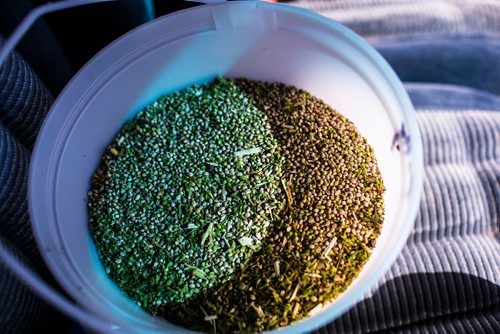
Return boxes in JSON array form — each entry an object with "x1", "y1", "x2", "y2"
[
  {"x1": 89, "y1": 78, "x2": 384, "y2": 333},
  {"x1": 160, "y1": 79, "x2": 384, "y2": 333},
  {"x1": 89, "y1": 78, "x2": 284, "y2": 308}
]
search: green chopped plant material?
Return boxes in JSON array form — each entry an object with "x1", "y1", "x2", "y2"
[
  {"x1": 89, "y1": 78, "x2": 284, "y2": 308},
  {"x1": 89, "y1": 78, "x2": 384, "y2": 333}
]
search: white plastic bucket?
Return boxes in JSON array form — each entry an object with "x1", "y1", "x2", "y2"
[{"x1": 29, "y1": 2, "x2": 423, "y2": 333}]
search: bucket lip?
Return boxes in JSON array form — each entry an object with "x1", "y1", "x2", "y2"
[{"x1": 29, "y1": 1, "x2": 424, "y2": 333}]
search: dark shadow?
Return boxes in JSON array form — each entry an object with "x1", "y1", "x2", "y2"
[
  {"x1": 316, "y1": 272, "x2": 500, "y2": 333},
  {"x1": 375, "y1": 37, "x2": 500, "y2": 96}
]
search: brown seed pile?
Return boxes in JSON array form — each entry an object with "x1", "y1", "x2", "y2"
[{"x1": 158, "y1": 79, "x2": 385, "y2": 333}]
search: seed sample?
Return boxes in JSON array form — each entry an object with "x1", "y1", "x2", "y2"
[
  {"x1": 89, "y1": 78, "x2": 284, "y2": 309},
  {"x1": 158, "y1": 79, "x2": 384, "y2": 333},
  {"x1": 89, "y1": 78, "x2": 384, "y2": 333}
]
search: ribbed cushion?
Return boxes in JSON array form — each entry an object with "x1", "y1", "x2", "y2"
[
  {"x1": 0, "y1": 49, "x2": 58, "y2": 334},
  {"x1": 0, "y1": 42, "x2": 52, "y2": 148},
  {"x1": 0, "y1": 238, "x2": 53, "y2": 334}
]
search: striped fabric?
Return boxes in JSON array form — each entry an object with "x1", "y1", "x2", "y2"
[
  {"x1": 0, "y1": 237, "x2": 52, "y2": 334},
  {"x1": 292, "y1": 0, "x2": 500, "y2": 38},
  {"x1": 0, "y1": 123, "x2": 33, "y2": 259},
  {"x1": 374, "y1": 37, "x2": 500, "y2": 96},
  {"x1": 0, "y1": 38, "x2": 53, "y2": 149},
  {"x1": 0, "y1": 46, "x2": 51, "y2": 268},
  {"x1": 0, "y1": 49, "x2": 56, "y2": 333}
]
